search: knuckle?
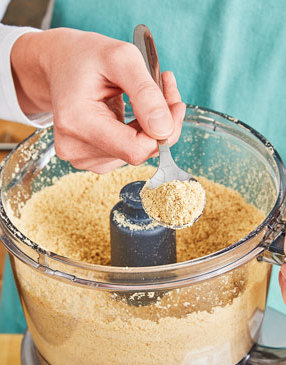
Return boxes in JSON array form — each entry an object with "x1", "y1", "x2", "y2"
[
  {"x1": 54, "y1": 111, "x2": 79, "y2": 138},
  {"x1": 70, "y1": 160, "x2": 91, "y2": 172},
  {"x1": 122, "y1": 42, "x2": 140, "y2": 56},
  {"x1": 131, "y1": 81, "x2": 162, "y2": 107},
  {"x1": 109, "y1": 42, "x2": 139, "y2": 64},
  {"x1": 124, "y1": 150, "x2": 146, "y2": 166},
  {"x1": 54, "y1": 113, "x2": 70, "y2": 135},
  {"x1": 135, "y1": 81, "x2": 159, "y2": 99},
  {"x1": 69, "y1": 161, "x2": 81, "y2": 170},
  {"x1": 125, "y1": 43, "x2": 144, "y2": 61},
  {"x1": 54, "y1": 144, "x2": 70, "y2": 161}
]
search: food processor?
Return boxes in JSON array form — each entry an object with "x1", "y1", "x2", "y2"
[{"x1": 0, "y1": 104, "x2": 286, "y2": 364}]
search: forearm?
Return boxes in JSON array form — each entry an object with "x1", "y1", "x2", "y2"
[
  {"x1": 10, "y1": 31, "x2": 52, "y2": 114},
  {"x1": 0, "y1": 24, "x2": 52, "y2": 126}
]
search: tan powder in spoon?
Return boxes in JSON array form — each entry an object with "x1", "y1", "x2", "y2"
[{"x1": 140, "y1": 179, "x2": 206, "y2": 227}]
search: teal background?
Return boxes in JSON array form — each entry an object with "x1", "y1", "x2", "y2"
[{"x1": 1, "y1": 0, "x2": 286, "y2": 333}]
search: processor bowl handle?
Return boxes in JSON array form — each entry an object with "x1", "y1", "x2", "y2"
[{"x1": 259, "y1": 231, "x2": 286, "y2": 266}]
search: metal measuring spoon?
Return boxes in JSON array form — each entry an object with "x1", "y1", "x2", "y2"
[{"x1": 133, "y1": 24, "x2": 206, "y2": 229}]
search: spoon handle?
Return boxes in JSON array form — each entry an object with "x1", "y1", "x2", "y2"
[{"x1": 133, "y1": 24, "x2": 168, "y2": 147}]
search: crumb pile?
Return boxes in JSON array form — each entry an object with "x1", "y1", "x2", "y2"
[
  {"x1": 10, "y1": 164, "x2": 270, "y2": 365},
  {"x1": 14, "y1": 165, "x2": 265, "y2": 265},
  {"x1": 140, "y1": 179, "x2": 206, "y2": 227}
]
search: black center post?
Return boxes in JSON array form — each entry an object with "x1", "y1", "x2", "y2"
[{"x1": 110, "y1": 181, "x2": 176, "y2": 305}]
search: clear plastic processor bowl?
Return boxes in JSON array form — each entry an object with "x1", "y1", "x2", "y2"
[{"x1": 0, "y1": 105, "x2": 286, "y2": 365}]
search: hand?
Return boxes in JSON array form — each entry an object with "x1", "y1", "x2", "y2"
[
  {"x1": 279, "y1": 236, "x2": 286, "y2": 303},
  {"x1": 11, "y1": 28, "x2": 185, "y2": 173}
]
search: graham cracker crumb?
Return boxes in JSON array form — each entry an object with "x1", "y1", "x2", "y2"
[
  {"x1": 14, "y1": 165, "x2": 265, "y2": 265},
  {"x1": 140, "y1": 180, "x2": 206, "y2": 227},
  {"x1": 113, "y1": 210, "x2": 159, "y2": 231},
  {"x1": 10, "y1": 164, "x2": 270, "y2": 365}
]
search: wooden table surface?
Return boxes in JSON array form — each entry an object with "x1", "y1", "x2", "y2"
[
  {"x1": 0, "y1": 334, "x2": 22, "y2": 365},
  {"x1": 0, "y1": 120, "x2": 35, "y2": 364}
]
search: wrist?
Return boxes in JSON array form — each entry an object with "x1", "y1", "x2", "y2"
[{"x1": 11, "y1": 31, "x2": 52, "y2": 114}]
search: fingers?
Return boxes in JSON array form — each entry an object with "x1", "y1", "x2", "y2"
[
  {"x1": 127, "y1": 99, "x2": 185, "y2": 147},
  {"x1": 51, "y1": 34, "x2": 186, "y2": 173},
  {"x1": 162, "y1": 71, "x2": 182, "y2": 105},
  {"x1": 105, "y1": 44, "x2": 175, "y2": 139},
  {"x1": 54, "y1": 135, "x2": 127, "y2": 174},
  {"x1": 55, "y1": 113, "x2": 155, "y2": 166},
  {"x1": 162, "y1": 71, "x2": 186, "y2": 146},
  {"x1": 54, "y1": 76, "x2": 185, "y2": 170},
  {"x1": 125, "y1": 71, "x2": 185, "y2": 147},
  {"x1": 168, "y1": 102, "x2": 186, "y2": 146},
  {"x1": 73, "y1": 158, "x2": 126, "y2": 174}
]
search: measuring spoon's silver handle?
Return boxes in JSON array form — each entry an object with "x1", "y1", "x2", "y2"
[
  {"x1": 133, "y1": 24, "x2": 171, "y2": 152},
  {"x1": 157, "y1": 140, "x2": 176, "y2": 169},
  {"x1": 133, "y1": 24, "x2": 163, "y2": 92}
]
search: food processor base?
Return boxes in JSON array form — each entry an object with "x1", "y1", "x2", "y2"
[
  {"x1": 21, "y1": 308, "x2": 286, "y2": 365},
  {"x1": 21, "y1": 330, "x2": 50, "y2": 365}
]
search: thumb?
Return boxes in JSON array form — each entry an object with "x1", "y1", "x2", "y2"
[{"x1": 108, "y1": 44, "x2": 174, "y2": 139}]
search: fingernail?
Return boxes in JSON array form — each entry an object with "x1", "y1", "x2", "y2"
[
  {"x1": 180, "y1": 103, "x2": 186, "y2": 121},
  {"x1": 149, "y1": 110, "x2": 173, "y2": 137}
]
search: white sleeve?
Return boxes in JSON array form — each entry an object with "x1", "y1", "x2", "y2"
[
  {"x1": 0, "y1": 0, "x2": 10, "y2": 20},
  {"x1": 0, "y1": 24, "x2": 53, "y2": 128}
]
